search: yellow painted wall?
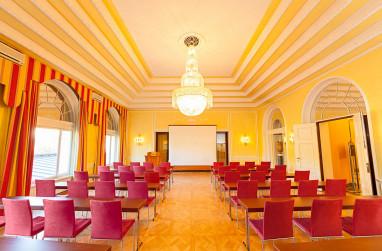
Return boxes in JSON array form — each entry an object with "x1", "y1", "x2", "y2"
[{"x1": 87, "y1": 123, "x2": 99, "y2": 173}]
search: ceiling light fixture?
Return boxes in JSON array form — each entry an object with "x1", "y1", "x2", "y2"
[{"x1": 172, "y1": 35, "x2": 212, "y2": 116}]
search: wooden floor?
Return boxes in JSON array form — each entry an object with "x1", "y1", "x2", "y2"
[{"x1": 0, "y1": 172, "x2": 353, "y2": 250}]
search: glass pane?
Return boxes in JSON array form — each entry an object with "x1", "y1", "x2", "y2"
[
  {"x1": 110, "y1": 135, "x2": 116, "y2": 164},
  {"x1": 58, "y1": 130, "x2": 72, "y2": 176},
  {"x1": 32, "y1": 128, "x2": 59, "y2": 180},
  {"x1": 156, "y1": 132, "x2": 169, "y2": 162},
  {"x1": 106, "y1": 135, "x2": 111, "y2": 165},
  {"x1": 217, "y1": 132, "x2": 227, "y2": 165}
]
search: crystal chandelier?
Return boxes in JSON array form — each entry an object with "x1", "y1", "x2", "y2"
[{"x1": 172, "y1": 35, "x2": 212, "y2": 116}]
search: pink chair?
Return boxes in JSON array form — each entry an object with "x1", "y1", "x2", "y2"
[
  {"x1": 160, "y1": 162, "x2": 173, "y2": 185},
  {"x1": 132, "y1": 166, "x2": 145, "y2": 176},
  {"x1": 230, "y1": 181, "x2": 258, "y2": 228},
  {"x1": 250, "y1": 171, "x2": 266, "y2": 183},
  {"x1": 237, "y1": 166, "x2": 249, "y2": 175},
  {"x1": 297, "y1": 180, "x2": 318, "y2": 197},
  {"x1": 143, "y1": 162, "x2": 154, "y2": 170},
  {"x1": 248, "y1": 200, "x2": 295, "y2": 250},
  {"x1": 119, "y1": 171, "x2": 135, "y2": 183},
  {"x1": 293, "y1": 199, "x2": 344, "y2": 241},
  {"x1": 35, "y1": 180, "x2": 56, "y2": 197},
  {"x1": 99, "y1": 171, "x2": 115, "y2": 181},
  {"x1": 261, "y1": 161, "x2": 271, "y2": 167},
  {"x1": 342, "y1": 198, "x2": 382, "y2": 237},
  {"x1": 74, "y1": 171, "x2": 89, "y2": 182},
  {"x1": 244, "y1": 162, "x2": 255, "y2": 169},
  {"x1": 211, "y1": 162, "x2": 224, "y2": 182},
  {"x1": 90, "y1": 200, "x2": 136, "y2": 251},
  {"x1": 275, "y1": 165, "x2": 287, "y2": 171},
  {"x1": 94, "y1": 181, "x2": 123, "y2": 198},
  {"x1": 229, "y1": 162, "x2": 240, "y2": 169},
  {"x1": 118, "y1": 165, "x2": 130, "y2": 175},
  {"x1": 325, "y1": 179, "x2": 347, "y2": 196},
  {"x1": 270, "y1": 170, "x2": 286, "y2": 181},
  {"x1": 130, "y1": 162, "x2": 140, "y2": 167},
  {"x1": 67, "y1": 181, "x2": 88, "y2": 198},
  {"x1": 268, "y1": 180, "x2": 291, "y2": 198},
  {"x1": 2, "y1": 198, "x2": 45, "y2": 238},
  {"x1": 154, "y1": 166, "x2": 170, "y2": 191},
  {"x1": 294, "y1": 170, "x2": 310, "y2": 182},
  {"x1": 215, "y1": 166, "x2": 231, "y2": 193},
  {"x1": 113, "y1": 162, "x2": 123, "y2": 170},
  {"x1": 144, "y1": 172, "x2": 165, "y2": 205},
  {"x1": 221, "y1": 171, "x2": 241, "y2": 206},
  {"x1": 42, "y1": 199, "x2": 90, "y2": 241},
  {"x1": 257, "y1": 165, "x2": 270, "y2": 174},
  {"x1": 98, "y1": 166, "x2": 110, "y2": 174},
  {"x1": 127, "y1": 181, "x2": 156, "y2": 228}
]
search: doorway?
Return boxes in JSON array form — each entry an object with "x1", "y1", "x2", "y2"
[
  {"x1": 155, "y1": 132, "x2": 169, "y2": 162},
  {"x1": 216, "y1": 132, "x2": 228, "y2": 165}
]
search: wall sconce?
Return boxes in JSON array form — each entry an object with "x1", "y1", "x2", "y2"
[
  {"x1": 289, "y1": 133, "x2": 294, "y2": 144},
  {"x1": 242, "y1": 135, "x2": 250, "y2": 145},
  {"x1": 135, "y1": 135, "x2": 143, "y2": 146},
  {"x1": 283, "y1": 134, "x2": 287, "y2": 144}
]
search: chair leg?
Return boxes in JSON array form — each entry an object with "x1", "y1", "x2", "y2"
[
  {"x1": 235, "y1": 205, "x2": 239, "y2": 229},
  {"x1": 147, "y1": 206, "x2": 149, "y2": 229},
  {"x1": 261, "y1": 240, "x2": 264, "y2": 251},
  {"x1": 133, "y1": 219, "x2": 136, "y2": 251},
  {"x1": 121, "y1": 240, "x2": 123, "y2": 251}
]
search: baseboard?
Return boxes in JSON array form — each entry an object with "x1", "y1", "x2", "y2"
[{"x1": 173, "y1": 165, "x2": 211, "y2": 171}]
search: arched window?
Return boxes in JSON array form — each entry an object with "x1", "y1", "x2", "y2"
[
  {"x1": 32, "y1": 81, "x2": 79, "y2": 180},
  {"x1": 105, "y1": 107, "x2": 120, "y2": 165}
]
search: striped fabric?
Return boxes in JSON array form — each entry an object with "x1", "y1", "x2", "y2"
[
  {"x1": 119, "y1": 109, "x2": 128, "y2": 165},
  {"x1": 77, "y1": 100, "x2": 88, "y2": 172}
]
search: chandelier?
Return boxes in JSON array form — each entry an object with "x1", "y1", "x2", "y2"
[{"x1": 172, "y1": 35, "x2": 212, "y2": 116}]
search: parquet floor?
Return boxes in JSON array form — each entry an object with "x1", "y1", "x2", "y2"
[{"x1": 0, "y1": 172, "x2": 352, "y2": 250}]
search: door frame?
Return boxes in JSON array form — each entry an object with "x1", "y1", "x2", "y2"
[{"x1": 155, "y1": 132, "x2": 169, "y2": 162}]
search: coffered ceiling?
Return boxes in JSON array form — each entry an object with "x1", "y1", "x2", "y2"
[{"x1": 0, "y1": 0, "x2": 381, "y2": 109}]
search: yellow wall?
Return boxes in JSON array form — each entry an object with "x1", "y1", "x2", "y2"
[
  {"x1": 86, "y1": 123, "x2": 99, "y2": 173},
  {"x1": 127, "y1": 110, "x2": 258, "y2": 164},
  {"x1": 0, "y1": 86, "x2": 12, "y2": 166}
]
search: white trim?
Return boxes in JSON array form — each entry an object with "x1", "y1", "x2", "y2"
[{"x1": 37, "y1": 117, "x2": 74, "y2": 130}]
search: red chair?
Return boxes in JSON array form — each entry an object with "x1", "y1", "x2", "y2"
[
  {"x1": 154, "y1": 166, "x2": 170, "y2": 192},
  {"x1": 270, "y1": 170, "x2": 286, "y2": 181},
  {"x1": 90, "y1": 200, "x2": 136, "y2": 251},
  {"x1": 297, "y1": 180, "x2": 318, "y2": 197},
  {"x1": 94, "y1": 181, "x2": 123, "y2": 198},
  {"x1": 244, "y1": 161, "x2": 255, "y2": 169},
  {"x1": 74, "y1": 171, "x2": 89, "y2": 182},
  {"x1": 229, "y1": 162, "x2": 240, "y2": 169},
  {"x1": 248, "y1": 200, "x2": 294, "y2": 250},
  {"x1": 325, "y1": 179, "x2": 347, "y2": 196},
  {"x1": 293, "y1": 199, "x2": 344, "y2": 241},
  {"x1": 216, "y1": 166, "x2": 231, "y2": 194},
  {"x1": 144, "y1": 171, "x2": 165, "y2": 205},
  {"x1": 132, "y1": 166, "x2": 145, "y2": 175},
  {"x1": 113, "y1": 162, "x2": 123, "y2": 170},
  {"x1": 43, "y1": 199, "x2": 90, "y2": 241},
  {"x1": 35, "y1": 180, "x2": 56, "y2": 197},
  {"x1": 119, "y1": 171, "x2": 135, "y2": 183},
  {"x1": 294, "y1": 170, "x2": 310, "y2": 182},
  {"x1": 2, "y1": 198, "x2": 45, "y2": 238},
  {"x1": 342, "y1": 198, "x2": 382, "y2": 237},
  {"x1": 99, "y1": 171, "x2": 114, "y2": 181},
  {"x1": 118, "y1": 165, "x2": 130, "y2": 175},
  {"x1": 230, "y1": 181, "x2": 258, "y2": 228},
  {"x1": 250, "y1": 171, "x2": 266, "y2": 182},
  {"x1": 212, "y1": 162, "x2": 224, "y2": 183},
  {"x1": 127, "y1": 181, "x2": 156, "y2": 228},
  {"x1": 130, "y1": 162, "x2": 140, "y2": 166},
  {"x1": 143, "y1": 162, "x2": 154, "y2": 170},
  {"x1": 237, "y1": 166, "x2": 249, "y2": 175},
  {"x1": 98, "y1": 166, "x2": 110, "y2": 174},
  {"x1": 268, "y1": 180, "x2": 291, "y2": 198},
  {"x1": 261, "y1": 161, "x2": 271, "y2": 167},
  {"x1": 257, "y1": 165, "x2": 270, "y2": 174},
  {"x1": 275, "y1": 165, "x2": 287, "y2": 171},
  {"x1": 160, "y1": 162, "x2": 173, "y2": 184},
  {"x1": 221, "y1": 171, "x2": 241, "y2": 206},
  {"x1": 67, "y1": 181, "x2": 88, "y2": 198}
]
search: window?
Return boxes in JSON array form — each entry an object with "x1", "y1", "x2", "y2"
[
  {"x1": 32, "y1": 81, "x2": 78, "y2": 180},
  {"x1": 105, "y1": 108, "x2": 119, "y2": 165}
]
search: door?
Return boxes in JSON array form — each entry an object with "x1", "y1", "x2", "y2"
[
  {"x1": 294, "y1": 123, "x2": 320, "y2": 180},
  {"x1": 353, "y1": 113, "x2": 373, "y2": 195},
  {"x1": 155, "y1": 132, "x2": 169, "y2": 162}
]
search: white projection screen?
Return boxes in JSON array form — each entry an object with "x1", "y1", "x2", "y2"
[{"x1": 169, "y1": 125, "x2": 217, "y2": 165}]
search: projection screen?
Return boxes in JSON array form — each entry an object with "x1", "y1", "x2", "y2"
[{"x1": 169, "y1": 125, "x2": 217, "y2": 165}]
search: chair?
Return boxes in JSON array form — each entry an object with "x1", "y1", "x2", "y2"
[
  {"x1": 130, "y1": 162, "x2": 140, "y2": 167},
  {"x1": 293, "y1": 199, "x2": 344, "y2": 241},
  {"x1": 325, "y1": 179, "x2": 347, "y2": 196},
  {"x1": 268, "y1": 180, "x2": 291, "y2": 198},
  {"x1": 99, "y1": 171, "x2": 115, "y2": 182},
  {"x1": 216, "y1": 166, "x2": 231, "y2": 194},
  {"x1": 74, "y1": 171, "x2": 89, "y2": 182},
  {"x1": 127, "y1": 181, "x2": 156, "y2": 228},
  {"x1": 211, "y1": 162, "x2": 224, "y2": 183},
  {"x1": 154, "y1": 166, "x2": 170, "y2": 192},
  {"x1": 118, "y1": 165, "x2": 130, "y2": 175},
  {"x1": 143, "y1": 162, "x2": 154, "y2": 170},
  {"x1": 43, "y1": 199, "x2": 90, "y2": 241},
  {"x1": 342, "y1": 198, "x2": 382, "y2": 237},
  {"x1": 90, "y1": 200, "x2": 136, "y2": 251},
  {"x1": 98, "y1": 166, "x2": 110, "y2": 174},
  {"x1": 144, "y1": 171, "x2": 165, "y2": 205},
  {"x1": 119, "y1": 171, "x2": 135, "y2": 183},
  {"x1": 160, "y1": 162, "x2": 173, "y2": 184},
  {"x1": 297, "y1": 180, "x2": 318, "y2": 197},
  {"x1": 2, "y1": 198, "x2": 45, "y2": 238},
  {"x1": 95, "y1": 181, "x2": 123, "y2": 198},
  {"x1": 230, "y1": 181, "x2": 258, "y2": 228},
  {"x1": 229, "y1": 162, "x2": 240, "y2": 169},
  {"x1": 244, "y1": 162, "x2": 255, "y2": 169},
  {"x1": 250, "y1": 171, "x2": 266, "y2": 182},
  {"x1": 275, "y1": 165, "x2": 287, "y2": 171},
  {"x1": 237, "y1": 166, "x2": 249, "y2": 174},
  {"x1": 257, "y1": 165, "x2": 270, "y2": 174},
  {"x1": 261, "y1": 161, "x2": 271, "y2": 167},
  {"x1": 221, "y1": 171, "x2": 241, "y2": 206},
  {"x1": 132, "y1": 166, "x2": 146, "y2": 175},
  {"x1": 67, "y1": 181, "x2": 88, "y2": 198},
  {"x1": 294, "y1": 170, "x2": 310, "y2": 182},
  {"x1": 113, "y1": 162, "x2": 123, "y2": 170},
  {"x1": 248, "y1": 200, "x2": 294, "y2": 250},
  {"x1": 270, "y1": 170, "x2": 286, "y2": 181},
  {"x1": 35, "y1": 180, "x2": 56, "y2": 197}
]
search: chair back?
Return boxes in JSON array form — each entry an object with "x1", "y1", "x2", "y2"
[
  {"x1": 154, "y1": 166, "x2": 167, "y2": 175},
  {"x1": 311, "y1": 199, "x2": 343, "y2": 237},
  {"x1": 98, "y1": 166, "x2": 110, "y2": 174},
  {"x1": 118, "y1": 166, "x2": 130, "y2": 175},
  {"x1": 261, "y1": 161, "x2": 271, "y2": 167},
  {"x1": 95, "y1": 181, "x2": 116, "y2": 198},
  {"x1": 144, "y1": 172, "x2": 160, "y2": 183},
  {"x1": 237, "y1": 166, "x2": 249, "y2": 174},
  {"x1": 143, "y1": 162, "x2": 154, "y2": 170},
  {"x1": 119, "y1": 171, "x2": 135, "y2": 183},
  {"x1": 99, "y1": 171, "x2": 114, "y2": 182},
  {"x1": 90, "y1": 200, "x2": 122, "y2": 239},
  {"x1": 297, "y1": 180, "x2": 318, "y2": 197},
  {"x1": 67, "y1": 181, "x2": 88, "y2": 198},
  {"x1": 127, "y1": 182, "x2": 148, "y2": 200},
  {"x1": 244, "y1": 162, "x2": 255, "y2": 169},
  {"x1": 294, "y1": 170, "x2": 310, "y2": 182},
  {"x1": 43, "y1": 199, "x2": 75, "y2": 238},
  {"x1": 132, "y1": 166, "x2": 146, "y2": 175},
  {"x1": 270, "y1": 180, "x2": 291, "y2": 198},
  {"x1": 256, "y1": 165, "x2": 269, "y2": 174},
  {"x1": 275, "y1": 165, "x2": 287, "y2": 171},
  {"x1": 213, "y1": 162, "x2": 224, "y2": 170},
  {"x1": 325, "y1": 179, "x2": 347, "y2": 196},
  {"x1": 237, "y1": 181, "x2": 258, "y2": 199},
  {"x1": 218, "y1": 166, "x2": 231, "y2": 176},
  {"x1": 229, "y1": 162, "x2": 240, "y2": 169},
  {"x1": 130, "y1": 162, "x2": 141, "y2": 167},
  {"x1": 113, "y1": 162, "x2": 123, "y2": 170},
  {"x1": 263, "y1": 200, "x2": 294, "y2": 240},
  {"x1": 352, "y1": 198, "x2": 382, "y2": 236},
  {"x1": 250, "y1": 171, "x2": 266, "y2": 182},
  {"x1": 3, "y1": 199, "x2": 34, "y2": 236},
  {"x1": 224, "y1": 171, "x2": 241, "y2": 183},
  {"x1": 74, "y1": 171, "x2": 89, "y2": 182},
  {"x1": 270, "y1": 170, "x2": 286, "y2": 181},
  {"x1": 35, "y1": 180, "x2": 55, "y2": 197},
  {"x1": 160, "y1": 162, "x2": 171, "y2": 171}
]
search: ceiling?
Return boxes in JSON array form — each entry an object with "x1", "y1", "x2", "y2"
[{"x1": 0, "y1": 0, "x2": 381, "y2": 109}]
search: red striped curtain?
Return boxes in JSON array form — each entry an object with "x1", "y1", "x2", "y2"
[
  {"x1": 119, "y1": 110, "x2": 127, "y2": 164},
  {"x1": 95, "y1": 100, "x2": 107, "y2": 172},
  {"x1": 77, "y1": 100, "x2": 88, "y2": 171}
]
